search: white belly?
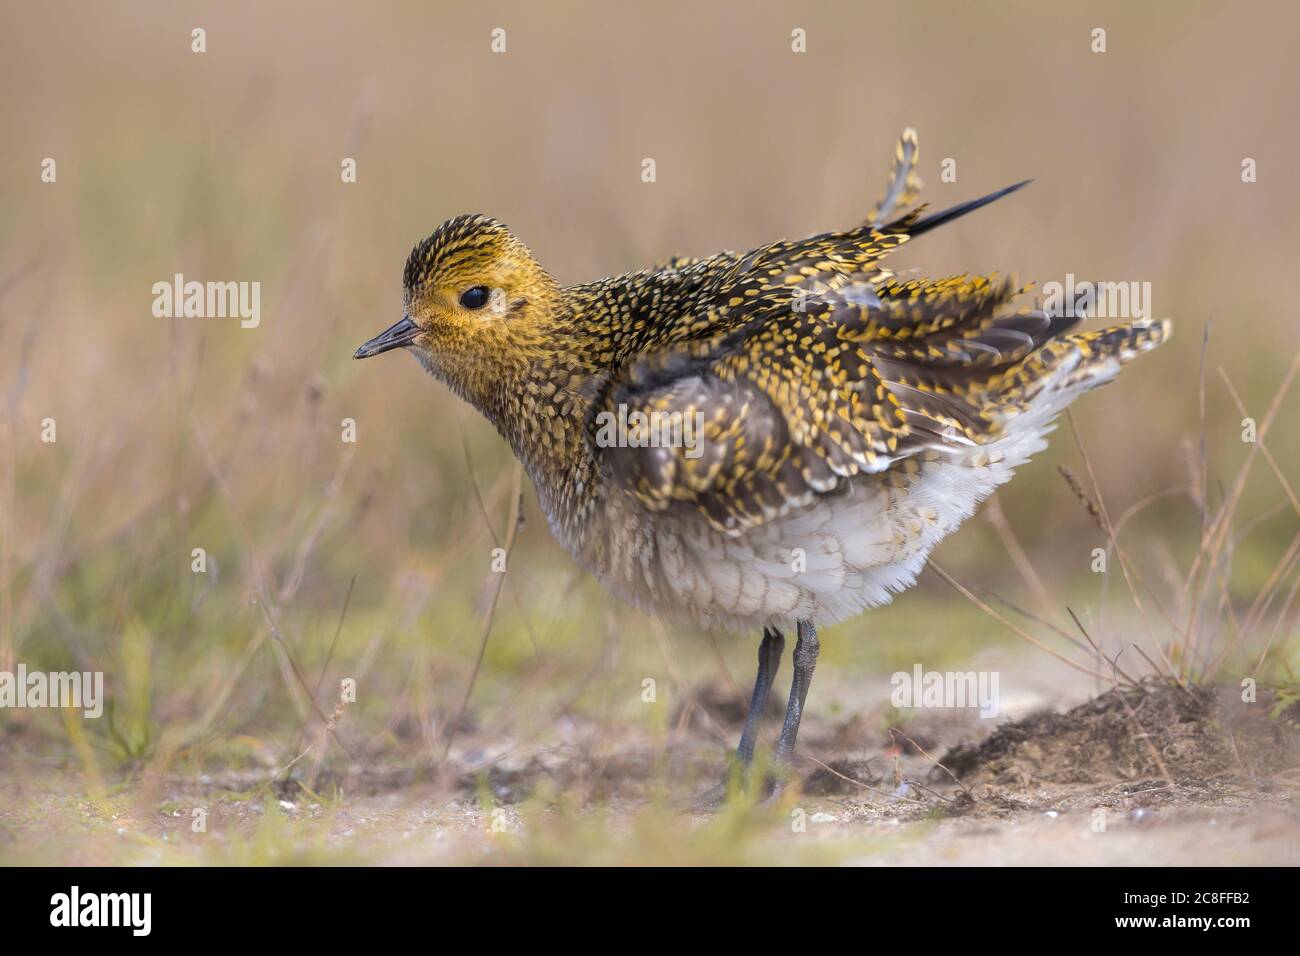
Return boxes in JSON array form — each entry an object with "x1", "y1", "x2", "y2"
[{"x1": 582, "y1": 398, "x2": 1068, "y2": 633}]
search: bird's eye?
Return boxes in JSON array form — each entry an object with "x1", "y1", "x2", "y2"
[{"x1": 459, "y1": 286, "x2": 491, "y2": 310}]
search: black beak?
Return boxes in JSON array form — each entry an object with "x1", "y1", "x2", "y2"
[{"x1": 354, "y1": 316, "x2": 420, "y2": 359}]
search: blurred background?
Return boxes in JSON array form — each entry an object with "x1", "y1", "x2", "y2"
[{"x1": 1, "y1": 1, "x2": 1296, "y2": 863}]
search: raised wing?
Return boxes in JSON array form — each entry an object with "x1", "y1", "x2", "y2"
[{"x1": 590, "y1": 130, "x2": 1148, "y2": 536}]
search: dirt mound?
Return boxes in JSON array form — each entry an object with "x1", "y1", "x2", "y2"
[{"x1": 940, "y1": 677, "x2": 1299, "y2": 788}]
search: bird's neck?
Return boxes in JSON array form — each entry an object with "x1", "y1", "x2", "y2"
[{"x1": 435, "y1": 323, "x2": 607, "y2": 546}]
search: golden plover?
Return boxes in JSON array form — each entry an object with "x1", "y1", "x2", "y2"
[{"x1": 355, "y1": 129, "x2": 1170, "y2": 788}]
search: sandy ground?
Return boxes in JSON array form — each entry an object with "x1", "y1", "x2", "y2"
[
  {"x1": 3, "y1": 675, "x2": 1296, "y2": 866},
  {"x1": 4, "y1": 767, "x2": 1294, "y2": 866}
]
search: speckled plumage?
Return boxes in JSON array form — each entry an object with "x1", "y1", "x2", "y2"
[{"x1": 361, "y1": 130, "x2": 1169, "y2": 637}]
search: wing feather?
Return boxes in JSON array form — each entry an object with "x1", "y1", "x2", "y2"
[{"x1": 590, "y1": 130, "x2": 1165, "y2": 535}]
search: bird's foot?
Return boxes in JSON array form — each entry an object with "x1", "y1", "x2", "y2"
[
  {"x1": 759, "y1": 773, "x2": 790, "y2": 806},
  {"x1": 685, "y1": 782, "x2": 730, "y2": 813},
  {"x1": 685, "y1": 759, "x2": 798, "y2": 812}
]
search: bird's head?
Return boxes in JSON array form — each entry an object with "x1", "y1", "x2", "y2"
[{"x1": 354, "y1": 214, "x2": 563, "y2": 400}]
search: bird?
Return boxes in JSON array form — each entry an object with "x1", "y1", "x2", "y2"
[{"x1": 354, "y1": 129, "x2": 1170, "y2": 797}]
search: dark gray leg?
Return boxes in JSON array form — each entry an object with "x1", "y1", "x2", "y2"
[
  {"x1": 774, "y1": 619, "x2": 819, "y2": 765},
  {"x1": 736, "y1": 627, "x2": 784, "y2": 766},
  {"x1": 688, "y1": 627, "x2": 784, "y2": 809}
]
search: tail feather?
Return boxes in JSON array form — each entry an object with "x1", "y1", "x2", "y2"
[
  {"x1": 1054, "y1": 319, "x2": 1173, "y2": 391},
  {"x1": 999, "y1": 319, "x2": 1173, "y2": 420}
]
